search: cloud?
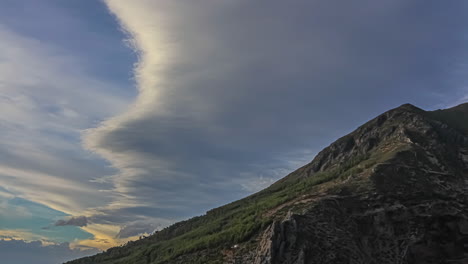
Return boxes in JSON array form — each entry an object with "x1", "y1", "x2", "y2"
[
  {"x1": 0, "y1": 21, "x2": 129, "y2": 216},
  {"x1": 0, "y1": 239, "x2": 100, "y2": 264},
  {"x1": 116, "y1": 220, "x2": 161, "y2": 239},
  {"x1": 81, "y1": 0, "x2": 468, "y2": 231},
  {"x1": 0, "y1": 15, "x2": 131, "y2": 249},
  {"x1": 73, "y1": 223, "x2": 121, "y2": 250},
  {"x1": 0, "y1": 230, "x2": 50, "y2": 243},
  {"x1": 0, "y1": 197, "x2": 94, "y2": 245},
  {"x1": 0, "y1": 30, "x2": 124, "y2": 228},
  {"x1": 55, "y1": 216, "x2": 88, "y2": 227}
]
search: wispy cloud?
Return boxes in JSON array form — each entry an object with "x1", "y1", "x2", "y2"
[
  {"x1": 55, "y1": 216, "x2": 88, "y2": 227},
  {"x1": 0, "y1": 17, "x2": 131, "y2": 252},
  {"x1": 116, "y1": 220, "x2": 160, "y2": 239},
  {"x1": 0, "y1": 24, "x2": 129, "y2": 213},
  {"x1": 0, "y1": 239, "x2": 99, "y2": 264}
]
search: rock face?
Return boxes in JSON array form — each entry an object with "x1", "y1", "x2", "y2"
[
  {"x1": 255, "y1": 195, "x2": 468, "y2": 264},
  {"x1": 254, "y1": 103, "x2": 468, "y2": 264},
  {"x1": 67, "y1": 103, "x2": 468, "y2": 264}
]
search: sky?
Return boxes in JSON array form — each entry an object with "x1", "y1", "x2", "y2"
[{"x1": 0, "y1": 0, "x2": 467, "y2": 263}]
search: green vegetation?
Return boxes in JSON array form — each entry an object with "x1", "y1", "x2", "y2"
[{"x1": 70, "y1": 150, "x2": 386, "y2": 264}]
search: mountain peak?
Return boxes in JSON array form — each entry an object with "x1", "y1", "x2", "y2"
[
  {"x1": 397, "y1": 103, "x2": 419, "y2": 110},
  {"x1": 389, "y1": 103, "x2": 426, "y2": 116},
  {"x1": 68, "y1": 103, "x2": 468, "y2": 264}
]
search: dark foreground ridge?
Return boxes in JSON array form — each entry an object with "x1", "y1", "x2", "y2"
[{"x1": 68, "y1": 103, "x2": 468, "y2": 264}]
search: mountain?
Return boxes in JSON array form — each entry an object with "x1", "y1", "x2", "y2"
[{"x1": 67, "y1": 103, "x2": 468, "y2": 264}]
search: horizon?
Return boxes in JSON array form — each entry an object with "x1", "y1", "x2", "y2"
[{"x1": 0, "y1": 1, "x2": 467, "y2": 263}]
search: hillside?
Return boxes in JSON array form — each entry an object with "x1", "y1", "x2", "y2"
[{"x1": 68, "y1": 103, "x2": 468, "y2": 264}]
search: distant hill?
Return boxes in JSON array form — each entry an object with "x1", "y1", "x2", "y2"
[{"x1": 67, "y1": 103, "x2": 468, "y2": 264}]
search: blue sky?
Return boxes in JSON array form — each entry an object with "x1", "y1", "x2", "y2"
[{"x1": 0, "y1": 1, "x2": 467, "y2": 263}]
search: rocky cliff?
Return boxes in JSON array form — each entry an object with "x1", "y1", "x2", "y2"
[{"x1": 68, "y1": 103, "x2": 468, "y2": 264}]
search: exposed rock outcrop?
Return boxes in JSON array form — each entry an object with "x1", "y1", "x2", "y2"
[{"x1": 253, "y1": 103, "x2": 468, "y2": 264}]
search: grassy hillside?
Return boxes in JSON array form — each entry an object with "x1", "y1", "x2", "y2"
[
  {"x1": 69, "y1": 143, "x2": 401, "y2": 264},
  {"x1": 67, "y1": 102, "x2": 468, "y2": 264}
]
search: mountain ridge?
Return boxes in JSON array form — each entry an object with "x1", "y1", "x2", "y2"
[{"x1": 68, "y1": 102, "x2": 468, "y2": 264}]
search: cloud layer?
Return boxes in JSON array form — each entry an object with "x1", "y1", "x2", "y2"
[
  {"x1": 0, "y1": 0, "x2": 133, "y2": 255},
  {"x1": 55, "y1": 216, "x2": 88, "y2": 227},
  {"x1": 0, "y1": 23, "x2": 130, "y2": 215},
  {"x1": 0, "y1": 239, "x2": 99, "y2": 264},
  {"x1": 83, "y1": 0, "x2": 468, "y2": 232}
]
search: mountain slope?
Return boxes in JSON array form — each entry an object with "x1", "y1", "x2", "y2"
[{"x1": 68, "y1": 103, "x2": 468, "y2": 264}]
